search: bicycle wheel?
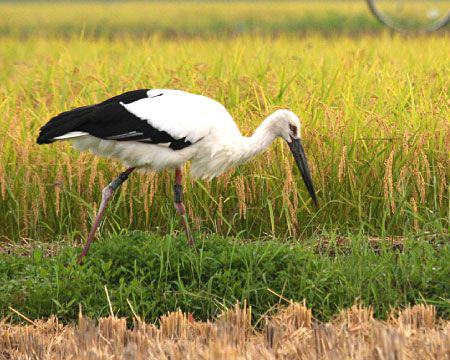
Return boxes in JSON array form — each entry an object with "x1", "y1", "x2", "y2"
[{"x1": 367, "y1": 0, "x2": 450, "y2": 32}]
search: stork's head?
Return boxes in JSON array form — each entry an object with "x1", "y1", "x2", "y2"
[
  {"x1": 267, "y1": 109, "x2": 302, "y2": 142},
  {"x1": 268, "y1": 109, "x2": 318, "y2": 207}
]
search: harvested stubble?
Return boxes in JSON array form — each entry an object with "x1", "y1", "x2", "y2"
[{"x1": 1, "y1": 302, "x2": 448, "y2": 359}]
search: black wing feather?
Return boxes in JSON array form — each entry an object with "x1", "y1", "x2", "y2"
[{"x1": 36, "y1": 89, "x2": 192, "y2": 150}]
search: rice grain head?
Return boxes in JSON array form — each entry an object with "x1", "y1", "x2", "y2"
[{"x1": 338, "y1": 145, "x2": 347, "y2": 183}]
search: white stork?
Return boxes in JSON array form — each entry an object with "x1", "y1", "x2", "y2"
[{"x1": 37, "y1": 89, "x2": 317, "y2": 262}]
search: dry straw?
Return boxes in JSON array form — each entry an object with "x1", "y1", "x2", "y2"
[{"x1": 1, "y1": 302, "x2": 448, "y2": 359}]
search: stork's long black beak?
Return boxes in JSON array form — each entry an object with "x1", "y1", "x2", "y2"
[{"x1": 287, "y1": 137, "x2": 318, "y2": 207}]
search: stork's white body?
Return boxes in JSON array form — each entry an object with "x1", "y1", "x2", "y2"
[
  {"x1": 66, "y1": 89, "x2": 281, "y2": 179},
  {"x1": 38, "y1": 88, "x2": 317, "y2": 260}
]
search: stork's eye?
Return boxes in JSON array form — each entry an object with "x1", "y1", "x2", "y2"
[{"x1": 289, "y1": 124, "x2": 297, "y2": 136}]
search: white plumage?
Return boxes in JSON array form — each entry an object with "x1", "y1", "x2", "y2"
[
  {"x1": 62, "y1": 89, "x2": 300, "y2": 180},
  {"x1": 122, "y1": 89, "x2": 240, "y2": 143}
]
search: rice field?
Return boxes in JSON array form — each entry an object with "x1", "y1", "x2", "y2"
[
  {"x1": 0, "y1": 32, "x2": 448, "y2": 242},
  {"x1": 0, "y1": 1, "x2": 384, "y2": 38}
]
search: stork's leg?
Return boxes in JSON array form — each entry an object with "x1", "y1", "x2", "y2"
[
  {"x1": 77, "y1": 167, "x2": 135, "y2": 263},
  {"x1": 174, "y1": 168, "x2": 194, "y2": 246}
]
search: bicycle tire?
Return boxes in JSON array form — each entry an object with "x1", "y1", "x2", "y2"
[{"x1": 367, "y1": 0, "x2": 450, "y2": 32}]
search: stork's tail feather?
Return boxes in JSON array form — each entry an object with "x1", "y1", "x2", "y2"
[{"x1": 36, "y1": 105, "x2": 93, "y2": 144}]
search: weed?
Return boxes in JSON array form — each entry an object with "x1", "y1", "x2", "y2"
[{"x1": 0, "y1": 232, "x2": 448, "y2": 323}]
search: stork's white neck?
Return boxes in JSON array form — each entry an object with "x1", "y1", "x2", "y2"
[
  {"x1": 236, "y1": 116, "x2": 277, "y2": 164},
  {"x1": 191, "y1": 112, "x2": 284, "y2": 180}
]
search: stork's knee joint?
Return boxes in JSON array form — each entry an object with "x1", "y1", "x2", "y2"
[
  {"x1": 102, "y1": 186, "x2": 114, "y2": 198},
  {"x1": 174, "y1": 184, "x2": 183, "y2": 203},
  {"x1": 109, "y1": 172, "x2": 130, "y2": 191}
]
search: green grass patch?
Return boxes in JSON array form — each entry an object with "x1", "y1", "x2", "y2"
[{"x1": 1, "y1": 232, "x2": 448, "y2": 324}]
